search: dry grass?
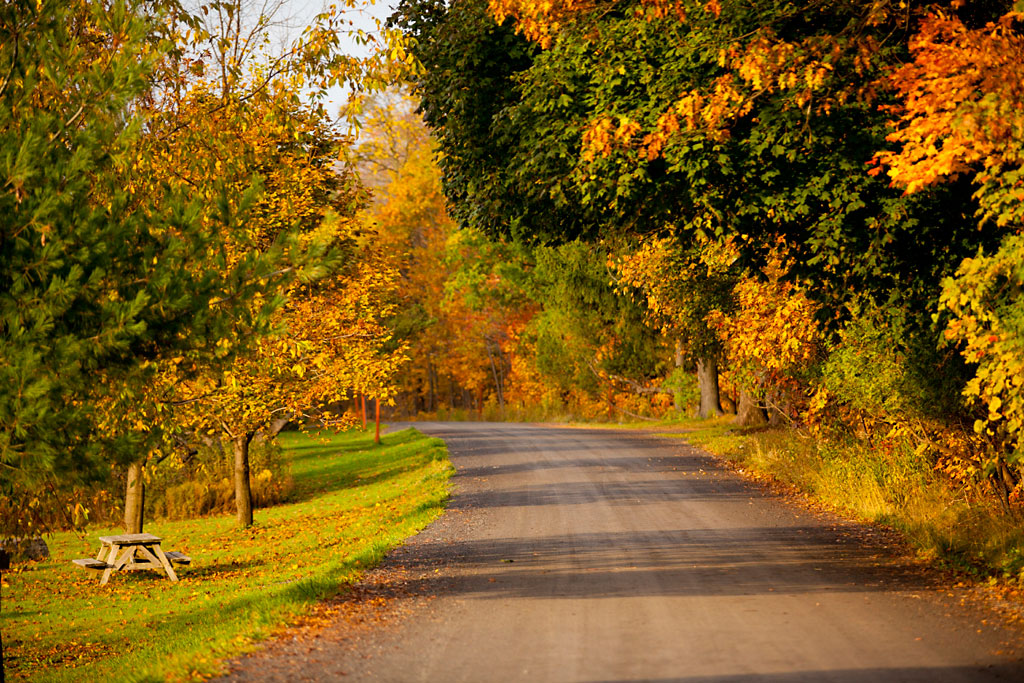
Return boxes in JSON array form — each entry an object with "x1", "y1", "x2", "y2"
[{"x1": 673, "y1": 418, "x2": 1024, "y2": 581}]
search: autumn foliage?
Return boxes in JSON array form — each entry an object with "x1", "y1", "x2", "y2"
[
  {"x1": 877, "y1": 9, "x2": 1024, "y2": 224},
  {"x1": 387, "y1": 0, "x2": 1024, "y2": 518},
  {"x1": 1, "y1": 0, "x2": 413, "y2": 537},
  {"x1": 6, "y1": 0, "x2": 1024, "y2": 548}
]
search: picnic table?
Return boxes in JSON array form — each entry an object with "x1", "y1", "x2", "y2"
[{"x1": 72, "y1": 533, "x2": 190, "y2": 585}]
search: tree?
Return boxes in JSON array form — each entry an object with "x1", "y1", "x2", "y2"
[
  {"x1": 150, "y1": 21, "x2": 377, "y2": 527},
  {"x1": 707, "y1": 242, "x2": 821, "y2": 424},
  {"x1": 876, "y1": 3, "x2": 1024, "y2": 498},
  {"x1": 390, "y1": 0, "x2": 602, "y2": 244},
  {"x1": 440, "y1": 228, "x2": 537, "y2": 416},
  {"x1": 97, "y1": 0, "x2": 384, "y2": 532},
  {"x1": 616, "y1": 236, "x2": 735, "y2": 418},
  {"x1": 350, "y1": 89, "x2": 457, "y2": 416},
  {"x1": 398, "y1": 0, "x2": 1013, "y2": 437},
  {"x1": 0, "y1": 0, "x2": 279, "y2": 540},
  {"x1": 528, "y1": 239, "x2": 668, "y2": 416}
]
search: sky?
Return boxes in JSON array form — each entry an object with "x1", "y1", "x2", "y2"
[
  {"x1": 281, "y1": 0, "x2": 398, "y2": 56},
  {"x1": 277, "y1": 0, "x2": 400, "y2": 117},
  {"x1": 181, "y1": 0, "x2": 400, "y2": 118}
]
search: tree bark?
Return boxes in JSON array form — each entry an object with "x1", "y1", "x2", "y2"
[
  {"x1": 427, "y1": 359, "x2": 437, "y2": 413},
  {"x1": 696, "y1": 357, "x2": 724, "y2": 419},
  {"x1": 673, "y1": 340, "x2": 686, "y2": 413},
  {"x1": 360, "y1": 393, "x2": 367, "y2": 430},
  {"x1": 232, "y1": 432, "x2": 255, "y2": 528},
  {"x1": 486, "y1": 341, "x2": 505, "y2": 414},
  {"x1": 374, "y1": 397, "x2": 382, "y2": 444},
  {"x1": 266, "y1": 417, "x2": 290, "y2": 440},
  {"x1": 124, "y1": 461, "x2": 145, "y2": 534},
  {"x1": 734, "y1": 387, "x2": 768, "y2": 427}
]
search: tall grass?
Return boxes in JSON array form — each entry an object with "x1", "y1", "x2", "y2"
[{"x1": 678, "y1": 418, "x2": 1024, "y2": 581}]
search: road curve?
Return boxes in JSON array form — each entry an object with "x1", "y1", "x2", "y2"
[{"x1": 222, "y1": 422, "x2": 1024, "y2": 682}]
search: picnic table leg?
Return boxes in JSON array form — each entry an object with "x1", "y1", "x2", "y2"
[
  {"x1": 151, "y1": 546, "x2": 179, "y2": 582},
  {"x1": 100, "y1": 543, "x2": 121, "y2": 585}
]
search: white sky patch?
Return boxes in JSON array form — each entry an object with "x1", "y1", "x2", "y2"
[
  {"x1": 280, "y1": 0, "x2": 400, "y2": 117},
  {"x1": 180, "y1": 0, "x2": 399, "y2": 119}
]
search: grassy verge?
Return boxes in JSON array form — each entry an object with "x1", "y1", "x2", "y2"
[
  {"x1": 659, "y1": 416, "x2": 1024, "y2": 582},
  {"x1": 1, "y1": 427, "x2": 452, "y2": 682}
]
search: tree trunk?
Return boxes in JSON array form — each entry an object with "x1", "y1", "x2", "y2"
[
  {"x1": 427, "y1": 359, "x2": 437, "y2": 413},
  {"x1": 673, "y1": 340, "x2": 686, "y2": 413},
  {"x1": 232, "y1": 432, "x2": 255, "y2": 528},
  {"x1": 374, "y1": 397, "x2": 382, "y2": 444},
  {"x1": 696, "y1": 357, "x2": 724, "y2": 419},
  {"x1": 734, "y1": 388, "x2": 768, "y2": 427},
  {"x1": 486, "y1": 341, "x2": 505, "y2": 414},
  {"x1": 124, "y1": 461, "x2": 145, "y2": 534},
  {"x1": 360, "y1": 393, "x2": 367, "y2": 430}
]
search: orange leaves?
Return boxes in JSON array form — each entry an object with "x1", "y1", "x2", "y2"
[
  {"x1": 488, "y1": 0, "x2": 594, "y2": 48},
  {"x1": 735, "y1": 35, "x2": 795, "y2": 91},
  {"x1": 641, "y1": 112, "x2": 681, "y2": 160},
  {"x1": 873, "y1": 7, "x2": 1024, "y2": 465},
  {"x1": 581, "y1": 116, "x2": 615, "y2": 161},
  {"x1": 877, "y1": 9, "x2": 1024, "y2": 214},
  {"x1": 490, "y1": 0, "x2": 708, "y2": 47}
]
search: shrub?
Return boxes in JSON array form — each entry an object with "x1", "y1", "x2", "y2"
[{"x1": 146, "y1": 439, "x2": 293, "y2": 520}]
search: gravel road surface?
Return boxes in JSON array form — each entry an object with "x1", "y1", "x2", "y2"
[{"x1": 221, "y1": 422, "x2": 1024, "y2": 682}]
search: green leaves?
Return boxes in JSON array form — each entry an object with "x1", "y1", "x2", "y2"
[{"x1": 940, "y1": 234, "x2": 1024, "y2": 457}]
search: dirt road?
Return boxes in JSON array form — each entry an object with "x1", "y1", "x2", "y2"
[{"x1": 222, "y1": 422, "x2": 1024, "y2": 682}]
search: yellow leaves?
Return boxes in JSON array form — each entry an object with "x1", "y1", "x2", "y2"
[
  {"x1": 656, "y1": 111, "x2": 680, "y2": 136},
  {"x1": 488, "y1": 0, "x2": 577, "y2": 48},
  {"x1": 614, "y1": 117, "x2": 641, "y2": 143},
  {"x1": 940, "y1": 234, "x2": 1024, "y2": 454},
  {"x1": 712, "y1": 240, "x2": 821, "y2": 387}
]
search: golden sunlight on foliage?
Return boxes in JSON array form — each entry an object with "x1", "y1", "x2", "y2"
[
  {"x1": 941, "y1": 235, "x2": 1024, "y2": 458},
  {"x1": 707, "y1": 244, "x2": 821, "y2": 395},
  {"x1": 877, "y1": 10, "x2": 1024, "y2": 220}
]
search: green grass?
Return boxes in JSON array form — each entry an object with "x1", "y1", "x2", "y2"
[{"x1": 1, "y1": 427, "x2": 452, "y2": 682}]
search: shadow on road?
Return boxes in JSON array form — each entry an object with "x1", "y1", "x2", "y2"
[
  {"x1": 389, "y1": 526, "x2": 931, "y2": 600},
  {"x1": 451, "y1": 476, "x2": 755, "y2": 507},
  {"x1": 591, "y1": 665, "x2": 1024, "y2": 682}
]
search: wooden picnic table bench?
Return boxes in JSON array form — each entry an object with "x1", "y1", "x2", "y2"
[{"x1": 72, "y1": 533, "x2": 190, "y2": 585}]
